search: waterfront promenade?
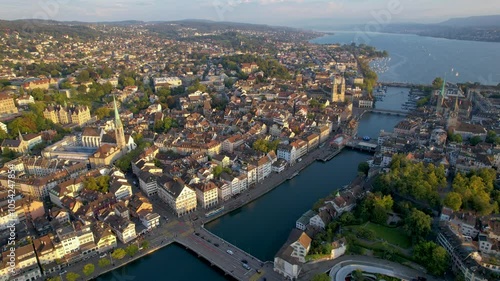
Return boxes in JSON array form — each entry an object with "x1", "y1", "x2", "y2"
[{"x1": 48, "y1": 141, "x2": 342, "y2": 281}]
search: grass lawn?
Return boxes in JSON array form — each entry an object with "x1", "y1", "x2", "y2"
[{"x1": 356, "y1": 222, "x2": 411, "y2": 249}]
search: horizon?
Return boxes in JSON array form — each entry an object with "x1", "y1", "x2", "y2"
[{"x1": 1, "y1": 0, "x2": 500, "y2": 27}]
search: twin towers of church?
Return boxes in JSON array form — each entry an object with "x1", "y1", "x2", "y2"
[{"x1": 331, "y1": 75, "x2": 346, "y2": 103}]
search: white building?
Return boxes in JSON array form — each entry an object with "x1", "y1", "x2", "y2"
[
  {"x1": 157, "y1": 176, "x2": 197, "y2": 217},
  {"x1": 193, "y1": 181, "x2": 219, "y2": 209}
]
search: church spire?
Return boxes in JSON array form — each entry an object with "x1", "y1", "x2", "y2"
[
  {"x1": 18, "y1": 129, "x2": 23, "y2": 141},
  {"x1": 113, "y1": 95, "x2": 123, "y2": 128},
  {"x1": 436, "y1": 77, "x2": 446, "y2": 114}
]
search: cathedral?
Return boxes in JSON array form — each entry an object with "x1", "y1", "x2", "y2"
[{"x1": 87, "y1": 97, "x2": 135, "y2": 167}]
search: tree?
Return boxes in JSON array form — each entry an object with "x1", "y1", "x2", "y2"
[
  {"x1": 485, "y1": 130, "x2": 498, "y2": 143},
  {"x1": 469, "y1": 135, "x2": 482, "y2": 146},
  {"x1": 141, "y1": 241, "x2": 150, "y2": 250},
  {"x1": 357, "y1": 162, "x2": 370, "y2": 176},
  {"x1": 76, "y1": 70, "x2": 90, "y2": 83},
  {"x1": 47, "y1": 277, "x2": 62, "y2": 281},
  {"x1": 403, "y1": 209, "x2": 431, "y2": 241},
  {"x1": 432, "y1": 77, "x2": 444, "y2": 90},
  {"x1": 95, "y1": 106, "x2": 111, "y2": 120},
  {"x1": 98, "y1": 258, "x2": 111, "y2": 268},
  {"x1": 123, "y1": 77, "x2": 135, "y2": 87},
  {"x1": 125, "y1": 244, "x2": 139, "y2": 257},
  {"x1": 413, "y1": 241, "x2": 449, "y2": 276},
  {"x1": 311, "y1": 273, "x2": 330, "y2": 281},
  {"x1": 352, "y1": 269, "x2": 365, "y2": 281},
  {"x1": 444, "y1": 192, "x2": 462, "y2": 211},
  {"x1": 65, "y1": 272, "x2": 80, "y2": 281},
  {"x1": 111, "y1": 248, "x2": 127, "y2": 260},
  {"x1": 82, "y1": 263, "x2": 95, "y2": 276}
]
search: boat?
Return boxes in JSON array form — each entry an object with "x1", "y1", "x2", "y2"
[
  {"x1": 205, "y1": 206, "x2": 225, "y2": 218},
  {"x1": 362, "y1": 136, "x2": 371, "y2": 141}
]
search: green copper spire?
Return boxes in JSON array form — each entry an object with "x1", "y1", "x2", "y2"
[
  {"x1": 440, "y1": 77, "x2": 446, "y2": 98},
  {"x1": 113, "y1": 95, "x2": 123, "y2": 127}
]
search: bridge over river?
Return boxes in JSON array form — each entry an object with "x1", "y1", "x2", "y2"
[{"x1": 175, "y1": 226, "x2": 282, "y2": 281}]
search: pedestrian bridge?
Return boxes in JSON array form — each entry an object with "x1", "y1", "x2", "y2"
[
  {"x1": 175, "y1": 227, "x2": 282, "y2": 281},
  {"x1": 345, "y1": 140, "x2": 378, "y2": 153},
  {"x1": 368, "y1": 109, "x2": 408, "y2": 116}
]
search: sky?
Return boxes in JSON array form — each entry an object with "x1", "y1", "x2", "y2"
[{"x1": 1, "y1": 0, "x2": 499, "y2": 26}]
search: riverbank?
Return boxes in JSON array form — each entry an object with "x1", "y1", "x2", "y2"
[{"x1": 203, "y1": 144, "x2": 343, "y2": 224}]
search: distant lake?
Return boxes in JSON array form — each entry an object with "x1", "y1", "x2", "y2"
[{"x1": 310, "y1": 31, "x2": 500, "y2": 85}]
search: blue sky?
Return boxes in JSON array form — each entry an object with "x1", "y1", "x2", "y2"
[{"x1": 1, "y1": 0, "x2": 498, "y2": 26}]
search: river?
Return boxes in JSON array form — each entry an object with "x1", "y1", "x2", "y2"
[
  {"x1": 98, "y1": 88, "x2": 409, "y2": 280},
  {"x1": 100, "y1": 32, "x2": 500, "y2": 280},
  {"x1": 310, "y1": 31, "x2": 500, "y2": 85}
]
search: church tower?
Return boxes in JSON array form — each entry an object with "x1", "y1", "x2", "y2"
[
  {"x1": 332, "y1": 75, "x2": 346, "y2": 103},
  {"x1": 436, "y1": 78, "x2": 446, "y2": 115},
  {"x1": 339, "y1": 76, "x2": 346, "y2": 102},
  {"x1": 113, "y1": 96, "x2": 126, "y2": 149},
  {"x1": 331, "y1": 76, "x2": 338, "y2": 102},
  {"x1": 447, "y1": 94, "x2": 460, "y2": 129}
]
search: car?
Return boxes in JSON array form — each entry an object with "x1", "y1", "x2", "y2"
[
  {"x1": 207, "y1": 239, "x2": 211, "y2": 243},
  {"x1": 60, "y1": 270, "x2": 67, "y2": 275},
  {"x1": 226, "y1": 250, "x2": 234, "y2": 255},
  {"x1": 241, "y1": 259, "x2": 248, "y2": 264},
  {"x1": 195, "y1": 232, "x2": 200, "y2": 236},
  {"x1": 242, "y1": 263, "x2": 251, "y2": 270},
  {"x1": 257, "y1": 269, "x2": 261, "y2": 274},
  {"x1": 214, "y1": 243, "x2": 219, "y2": 247},
  {"x1": 99, "y1": 253, "x2": 107, "y2": 258}
]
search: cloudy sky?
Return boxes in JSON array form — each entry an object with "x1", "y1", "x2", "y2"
[{"x1": 1, "y1": 0, "x2": 498, "y2": 26}]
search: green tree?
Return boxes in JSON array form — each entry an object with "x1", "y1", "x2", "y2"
[
  {"x1": 413, "y1": 241, "x2": 449, "y2": 276},
  {"x1": 352, "y1": 269, "x2": 365, "y2": 281},
  {"x1": 141, "y1": 241, "x2": 150, "y2": 250},
  {"x1": 82, "y1": 263, "x2": 95, "y2": 276},
  {"x1": 403, "y1": 209, "x2": 431, "y2": 242},
  {"x1": 125, "y1": 245, "x2": 139, "y2": 257},
  {"x1": 111, "y1": 248, "x2": 127, "y2": 260},
  {"x1": 469, "y1": 136, "x2": 482, "y2": 146},
  {"x1": 47, "y1": 277, "x2": 62, "y2": 281},
  {"x1": 123, "y1": 77, "x2": 135, "y2": 87},
  {"x1": 357, "y1": 162, "x2": 370, "y2": 176},
  {"x1": 432, "y1": 77, "x2": 444, "y2": 90},
  {"x1": 77, "y1": 70, "x2": 90, "y2": 83},
  {"x1": 65, "y1": 272, "x2": 80, "y2": 281},
  {"x1": 95, "y1": 106, "x2": 111, "y2": 120},
  {"x1": 443, "y1": 192, "x2": 462, "y2": 211},
  {"x1": 98, "y1": 258, "x2": 111, "y2": 268},
  {"x1": 311, "y1": 273, "x2": 330, "y2": 281}
]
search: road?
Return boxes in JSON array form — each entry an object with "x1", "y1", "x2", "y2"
[{"x1": 299, "y1": 255, "x2": 443, "y2": 281}]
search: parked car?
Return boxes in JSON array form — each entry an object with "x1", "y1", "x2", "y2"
[
  {"x1": 242, "y1": 263, "x2": 251, "y2": 270},
  {"x1": 226, "y1": 250, "x2": 234, "y2": 255}
]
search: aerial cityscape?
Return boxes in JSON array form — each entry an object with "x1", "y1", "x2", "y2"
[{"x1": 0, "y1": 1, "x2": 500, "y2": 281}]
